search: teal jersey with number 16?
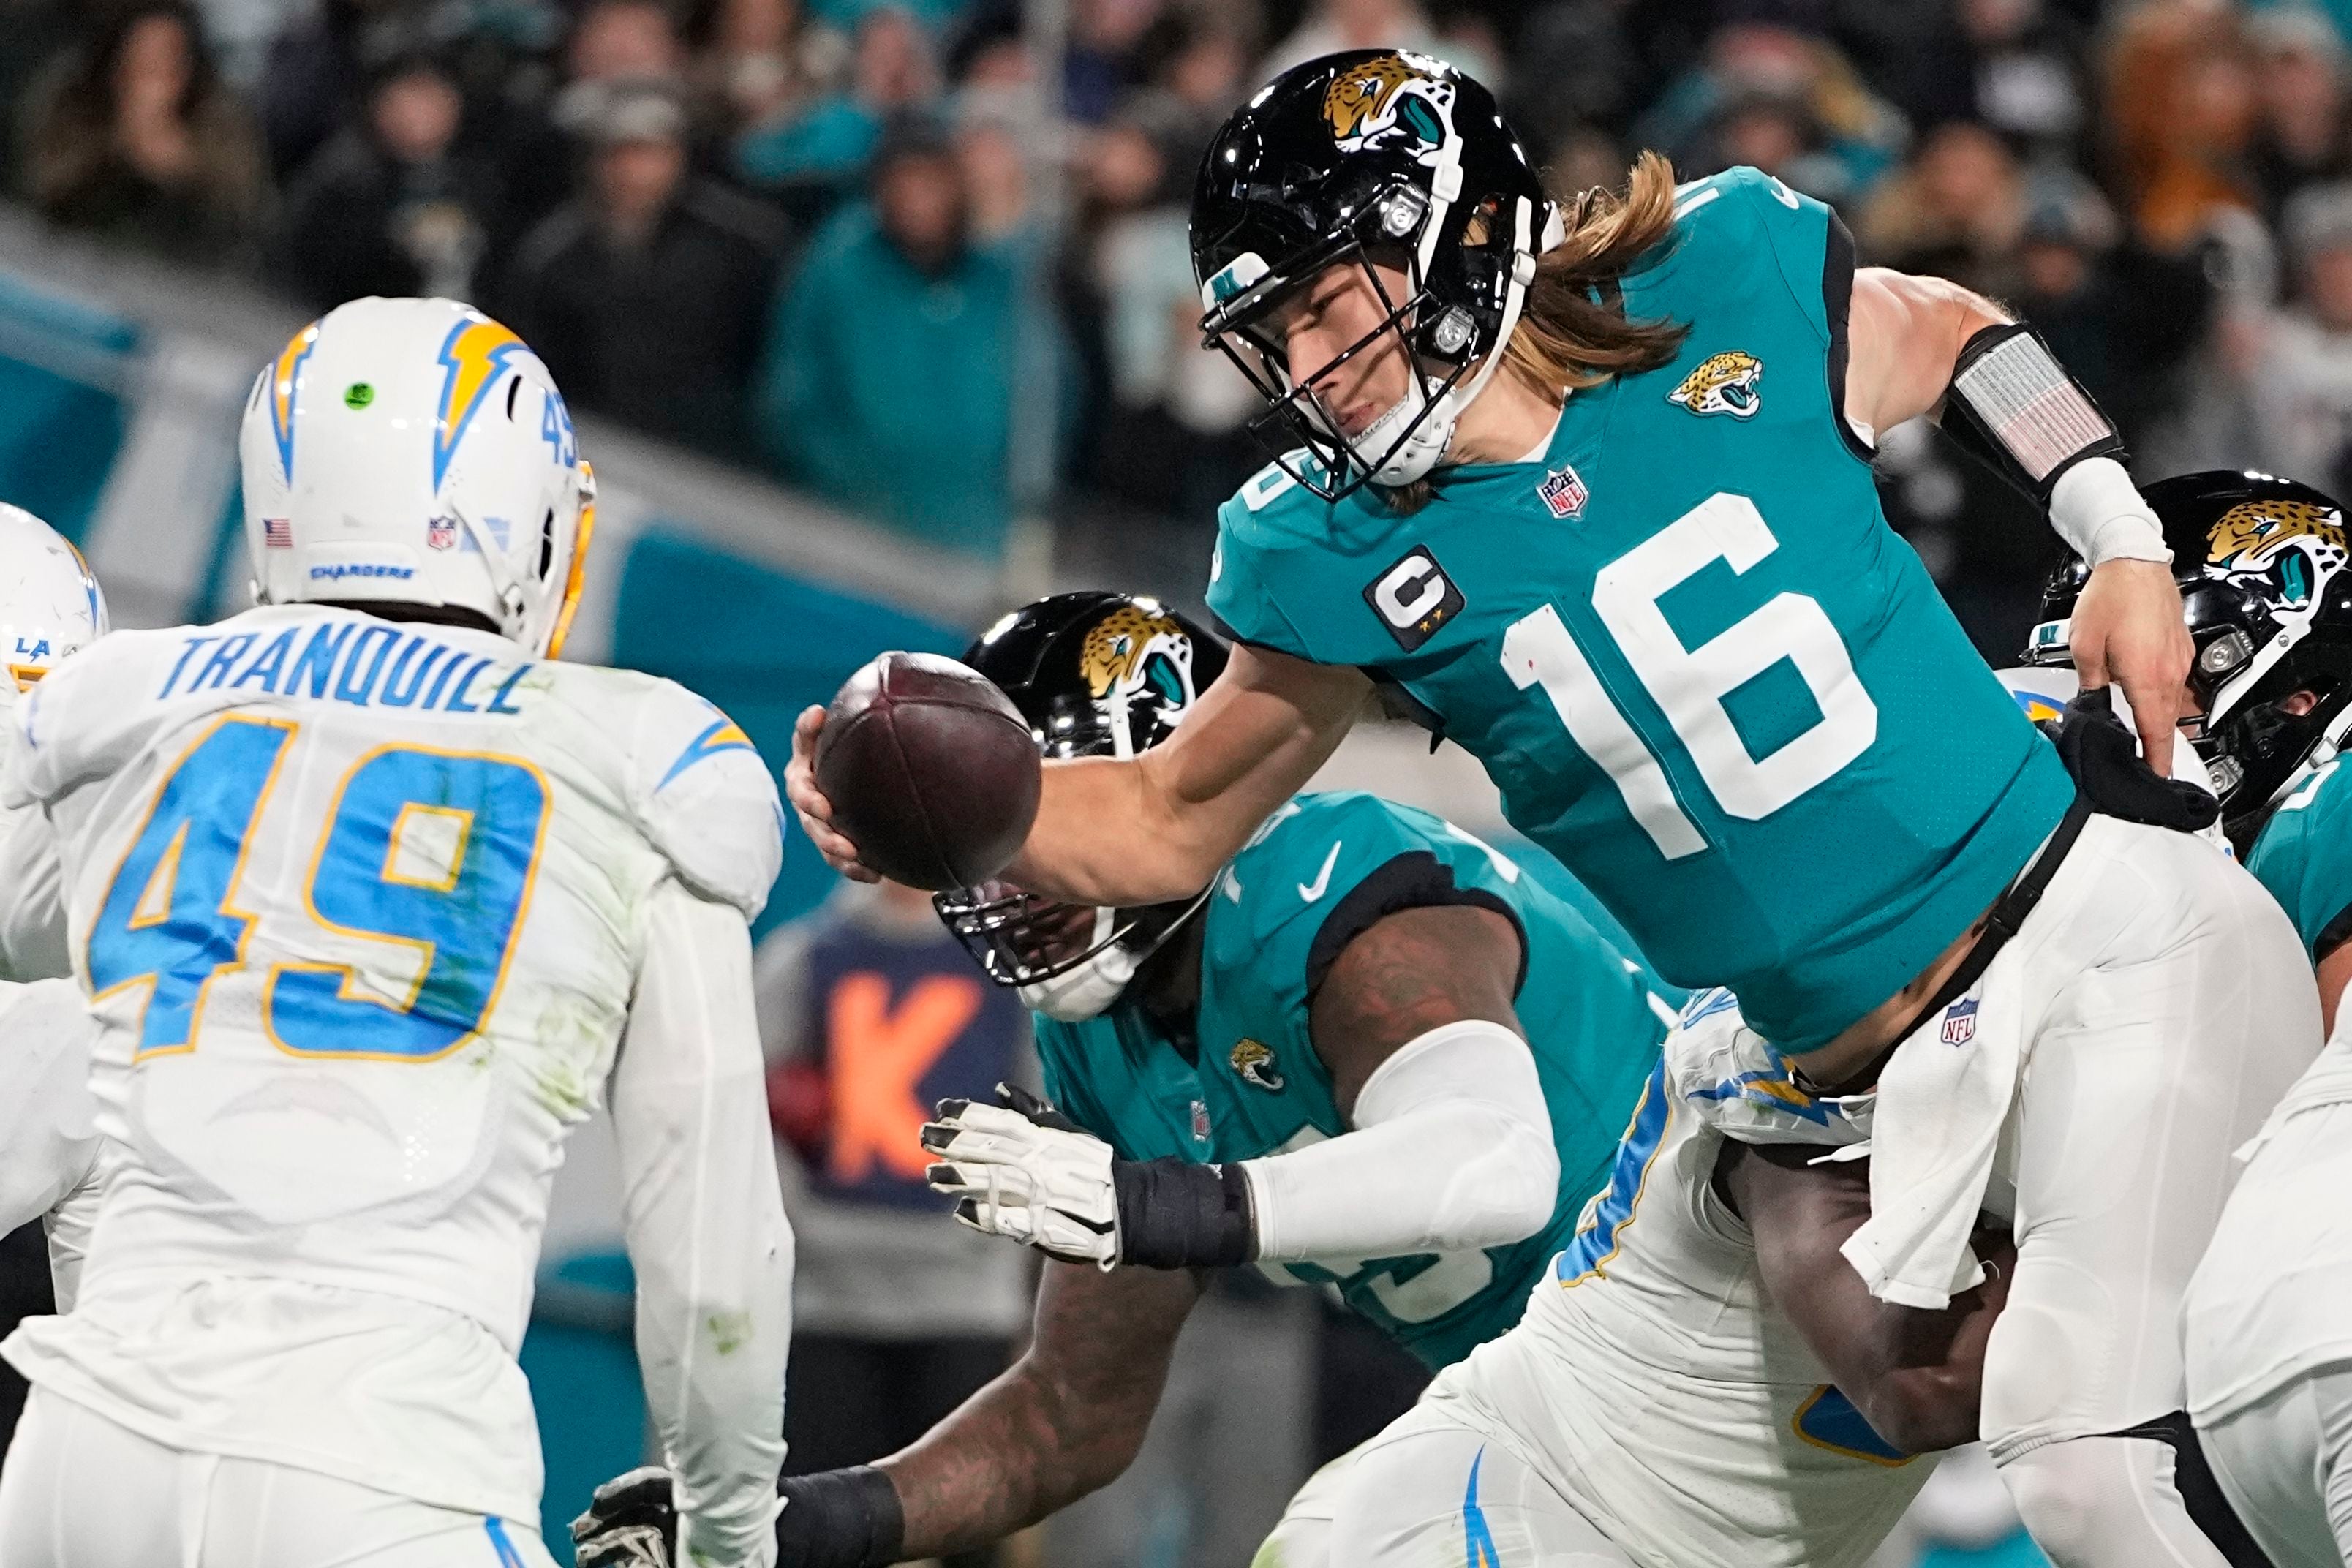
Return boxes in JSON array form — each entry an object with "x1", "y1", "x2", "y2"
[{"x1": 1206, "y1": 167, "x2": 2073, "y2": 1054}]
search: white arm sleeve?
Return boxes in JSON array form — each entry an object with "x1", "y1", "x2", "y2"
[
  {"x1": 0, "y1": 979, "x2": 99, "y2": 1237},
  {"x1": 0, "y1": 717, "x2": 68, "y2": 981},
  {"x1": 1240, "y1": 1019, "x2": 1560, "y2": 1262},
  {"x1": 611, "y1": 879, "x2": 794, "y2": 1568},
  {"x1": 0, "y1": 804, "x2": 69, "y2": 981}
]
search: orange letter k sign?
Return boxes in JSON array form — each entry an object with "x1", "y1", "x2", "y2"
[{"x1": 826, "y1": 972, "x2": 984, "y2": 1183}]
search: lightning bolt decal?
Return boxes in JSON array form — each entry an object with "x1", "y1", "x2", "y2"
[
  {"x1": 269, "y1": 320, "x2": 320, "y2": 482},
  {"x1": 432, "y1": 315, "x2": 526, "y2": 491}
]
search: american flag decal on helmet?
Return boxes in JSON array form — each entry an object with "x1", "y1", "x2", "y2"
[{"x1": 263, "y1": 517, "x2": 293, "y2": 549}]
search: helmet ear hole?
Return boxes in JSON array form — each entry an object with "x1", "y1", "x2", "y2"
[
  {"x1": 505, "y1": 376, "x2": 523, "y2": 421},
  {"x1": 538, "y1": 508, "x2": 557, "y2": 581}
]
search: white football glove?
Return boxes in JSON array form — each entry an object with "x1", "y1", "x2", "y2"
[{"x1": 923, "y1": 1086, "x2": 1121, "y2": 1267}]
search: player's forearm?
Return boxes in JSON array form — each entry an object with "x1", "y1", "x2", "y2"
[
  {"x1": 1728, "y1": 1144, "x2": 1999, "y2": 1455},
  {"x1": 881, "y1": 1262, "x2": 1195, "y2": 1557},
  {"x1": 1847, "y1": 1231, "x2": 2012, "y2": 1455},
  {"x1": 2315, "y1": 940, "x2": 2352, "y2": 1033},
  {"x1": 878, "y1": 1357, "x2": 1149, "y2": 1556},
  {"x1": 1007, "y1": 645, "x2": 1365, "y2": 906},
  {"x1": 626, "y1": 1208, "x2": 793, "y2": 1568},
  {"x1": 615, "y1": 886, "x2": 795, "y2": 1567},
  {"x1": 1006, "y1": 753, "x2": 1225, "y2": 906}
]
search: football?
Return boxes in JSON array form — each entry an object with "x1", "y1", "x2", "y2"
[{"x1": 814, "y1": 651, "x2": 1044, "y2": 890}]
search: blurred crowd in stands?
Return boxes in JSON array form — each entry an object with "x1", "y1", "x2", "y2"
[
  {"x1": 14, "y1": 0, "x2": 2352, "y2": 653},
  {"x1": 11, "y1": 4, "x2": 2318, "y2": 1561}
]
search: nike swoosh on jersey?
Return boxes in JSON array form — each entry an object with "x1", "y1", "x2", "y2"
[{"x1": 1297, "y1": 842, "x2": 1343, "y2": 902}]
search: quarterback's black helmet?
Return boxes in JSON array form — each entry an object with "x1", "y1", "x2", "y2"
[
  {"x1": 2025, "y1": 469, "x2": 2352, "y2": 843},
  {"x1": 935, "y1": 593, "x2": 1227, "y2": 1002},
  {"x1": 1191, "y1": 50, "x2": 1558, "y2": 500}
]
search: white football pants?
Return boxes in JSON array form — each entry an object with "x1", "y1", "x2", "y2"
[
  {"x1": 2188, "y1": 1090, "x2": 2352, "y2": 1568},
  {"x1": 1314, "y1": 1411, "x2": 1633, "y2": 1567},
  {"x1": 2198, "y1": 1365, "x2": 2352, "y2": 1568},
  {"x1": 1256, "y1": 1434, "x2": 1629, "y2": 1568},
  {"x1": 1964, "y1": 819, "x2": 2320, "y2": 1566},
  {"x1": 1251, "y1": 1442, "x2": 1354, "y2": 1568},
  {"x1": 0, "y1": 1387, "x2": 560, "y2": 1568}
]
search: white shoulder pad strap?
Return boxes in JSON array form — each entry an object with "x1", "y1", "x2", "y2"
[
  {"x1": 633, "y1": 682, "x2": 783, "y2": 922},
  {"x1": 1667, "y1": 990, "x2": 1873, "y2": 1150}
]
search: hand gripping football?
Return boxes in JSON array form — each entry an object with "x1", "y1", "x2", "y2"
[{"x1": 813, "y1": 652, "x2": 1043, "y2": 890}]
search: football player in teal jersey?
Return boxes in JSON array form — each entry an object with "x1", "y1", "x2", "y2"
[
  {"x1": 2021, "y1": 469, "x2": 2352, "y2": 1025},
  {"x1": 920, "y1": 595, "x2": 1671, "y2": 1355},
  {"x1": 581, "y1": 592, "x2": 2020, "y2": 1568},
  {"x1": 789, "y1": 56, "x2": 2324, "y2": 1567},
  {"x1": 2013, "y1": 470, "x2": 2352, "y2": 1567}
]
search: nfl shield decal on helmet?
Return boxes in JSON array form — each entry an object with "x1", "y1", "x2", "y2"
[
  {"x1": 1941, "y1": 995, "x2": 1980, "y2": 1047},
  {"x1": 1538, "y1": 464, "x2": 1589, "y2": 519},
  {"x1": 426, "y1": 516, "x2": 458, "y2": 551}
]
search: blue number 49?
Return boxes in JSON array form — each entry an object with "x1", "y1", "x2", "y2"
[{"x1": 89, "y1": 717, "x2": 549, "y2": 1061}]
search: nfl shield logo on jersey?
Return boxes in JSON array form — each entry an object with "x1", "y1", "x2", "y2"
[
  {"x1": 1537, "y1": 464, "x2": 1589, "y2": 519},
  {"x1": 1940, "y1": 995, "x2": 1980, "y2": 1047}
]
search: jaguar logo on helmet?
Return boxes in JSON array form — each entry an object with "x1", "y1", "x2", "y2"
[
  {"x1": 2207, "y1": 498, "x2": 2348, "y2": 606},
  {"x1": 1321, "y1": 51, "x2": 1456, "y2": 162},
  {"x1": 1669, "y1": 351, "x2": 1765, "y2": 419},
  {"x1": 1080, "y1": 603, "x2": 1197, "y2": 713}
]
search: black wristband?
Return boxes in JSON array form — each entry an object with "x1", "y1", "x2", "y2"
[
  {"x1": 1112, "y1": 1158, "x2": 1256, "y2": 1268},
  {"x1": 775, "y1": 1465, "x2": 905, "y2": 1568}
]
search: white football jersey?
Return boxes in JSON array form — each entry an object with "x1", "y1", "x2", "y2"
[
  {"x1": 1422, "y1": 995, "x2": 1934, "y2": 1568},
  {"x1": 0, "y1": 603, "x2": 792, "y2": 1553}
]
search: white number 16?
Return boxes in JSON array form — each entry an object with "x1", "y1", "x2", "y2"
[{"x1": 1502, "y1": 493, "x2": 1878, "y2": 860}]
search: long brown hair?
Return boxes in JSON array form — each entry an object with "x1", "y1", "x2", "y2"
[
  {"x1": 1379, "y1": 151, "x2": 1686, "y2": 514},
  {"x1": 1499, "y1": 151, "x2": 1689, "y2": 400}
]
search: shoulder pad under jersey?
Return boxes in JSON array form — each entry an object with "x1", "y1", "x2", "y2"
[
  {"x1": 631, "y1": 679, "x2": 783, "y2": 921},
  {"x1": 1207, "y1": 459, "x2": 1333, "y2": 660},
  {"x1": 1, "y1": 626, "x2": 171, "y2": 809},
  {"x1": 1667, "y1": 989, "x2": 1872, "y2": 1150}
]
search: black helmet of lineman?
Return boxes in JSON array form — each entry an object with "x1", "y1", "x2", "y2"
[
  {"x1": 2024, "y1": 469, "x2": 2352, "y2": 844},
  {"x1": 1191, "y1": 49, "x2": 1560, "y2": 501},
  {"x1": 934, "y1": 592, "x2": 1230, "y2": 1020}
]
